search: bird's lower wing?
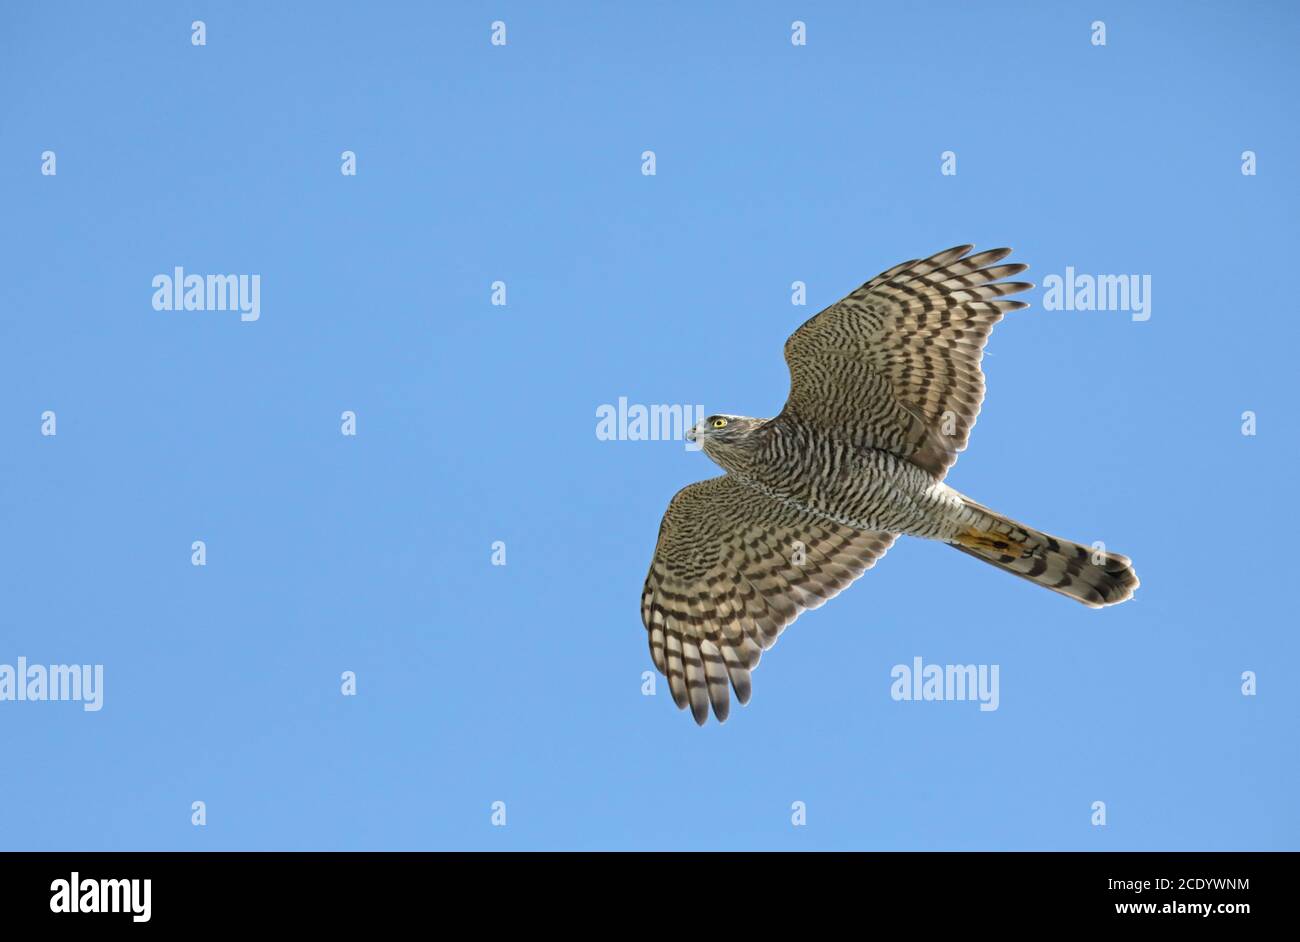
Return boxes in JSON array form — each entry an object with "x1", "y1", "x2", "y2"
[{"x1": 641, "y1": 475, "x2": 895, "y2": 725}]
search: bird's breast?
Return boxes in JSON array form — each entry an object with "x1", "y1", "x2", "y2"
[{"x1": 744, "y1": 439, "x2": 951, "y2": 536}]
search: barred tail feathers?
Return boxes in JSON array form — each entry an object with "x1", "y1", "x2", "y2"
[{"x1": 949, "y1": 497, "x2": 1138, "y2": 608}]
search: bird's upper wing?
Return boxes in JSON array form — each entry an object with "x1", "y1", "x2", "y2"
[
  {"x1": 780, "y1": 245, "x2": 1033, "y2": 479},
  {"x1": 641, "y1": 475, "x2": 895, "y2": 725}
]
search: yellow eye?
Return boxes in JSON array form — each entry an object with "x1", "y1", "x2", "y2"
[{"x1": 712, "y1": 417, "x2": 728, "y2": 429}]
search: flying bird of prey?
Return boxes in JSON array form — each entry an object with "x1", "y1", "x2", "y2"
[{"x1": 640, "y1": 245, "x2": 1139, "y2": 725}]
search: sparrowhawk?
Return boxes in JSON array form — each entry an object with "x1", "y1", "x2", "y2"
[{"x1": 640, "y1": 244, "x2": 1139, "y2": 725}]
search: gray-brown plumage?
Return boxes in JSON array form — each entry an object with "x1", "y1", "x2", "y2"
[{"x1": 641, "y1": 245, "x2": 1139, "y2": 725}]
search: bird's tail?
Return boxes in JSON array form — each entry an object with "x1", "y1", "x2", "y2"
[{"x1": 948, "y1": 497, "x2": 1138, "y2": 607}]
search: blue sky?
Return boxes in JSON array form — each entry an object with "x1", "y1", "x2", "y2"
[{"x1": 1, "y1": 1, "x2": 1296, "y2": 850}]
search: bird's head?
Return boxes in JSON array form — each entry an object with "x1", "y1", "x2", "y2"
[{"x1": 687, "y1": 414, "x2": 767, "y2": 471}]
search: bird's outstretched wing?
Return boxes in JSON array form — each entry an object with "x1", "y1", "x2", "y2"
[
  {"x1": 781, "y1": 245, "x2": 1033, "y2": 479},
  {"x1": 641, "y1": 475, "x2": 895, "y2": 725}
]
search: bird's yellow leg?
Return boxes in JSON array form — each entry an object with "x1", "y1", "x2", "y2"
[{"x1": 954, "y1": 526, "x2": 1023, "y2": 555}]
